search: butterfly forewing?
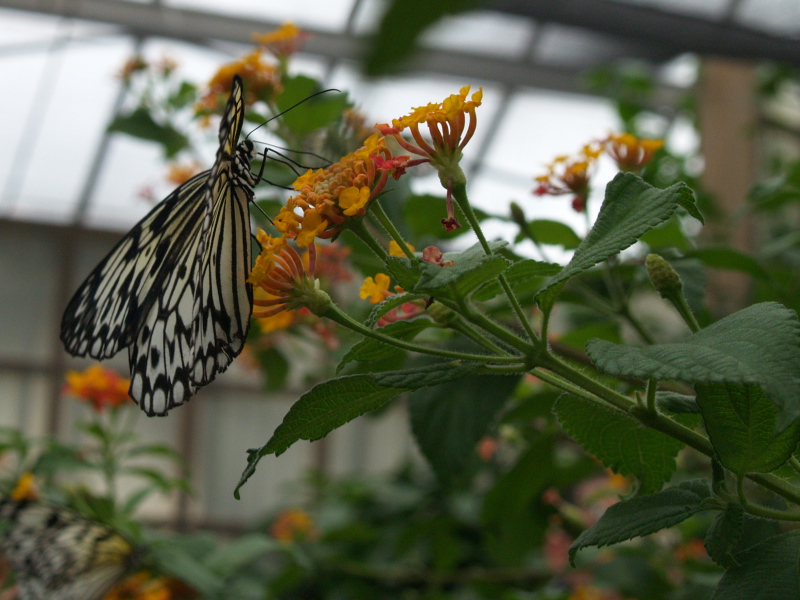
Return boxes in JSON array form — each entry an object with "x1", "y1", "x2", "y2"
[
  {"x1": 61, "y1": 75, "x2": 256, "y2": 415},
  {"x1": 0, "y1": 499, "x2": 138, "y2": 600}
]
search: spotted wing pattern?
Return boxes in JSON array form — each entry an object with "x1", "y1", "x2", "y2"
[
  {"x1": 61, "y1": 75, "x2": 255, "y2": 415},
  {"x1": 0, "y1": 498, "x2": 138, "y2": 600}
]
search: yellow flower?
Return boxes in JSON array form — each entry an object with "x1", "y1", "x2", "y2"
[
  {"x1": 256, "y1": 309, "x2": 296, "y2": 334},
  {"x1": 280, "y1": 134, "x2": 393, "y2": 246},
  {"x1": 359, "y1": 273, "x2": 392, "y2": 304},
  {"x1": 10, "y1": 473, "x2": 38, "y2": 502},
  {"x1": 270, "y1": 508, "x2": 317, "y2": 543},
  {"x1": 252, "y1": 23, "x2": 308, "y2": 58},
  {"x1": 197, "y1": 49, "x2": 282, "y2": 114},
  {"x1": 533, "y1": 141, "x2": 603, "y2": 213},
  {"x1": 389, "y1": 240, "x2": 414, "y2": 257},
  {"x1": 604, "y1": 132, "x2": 663, "y2": 172},
  {"x1": 63, "y1": 365, "x2": 131, "y2": 413},
  {"x1": 165, "y1": 160, "x2": 202, "y2": 186}
]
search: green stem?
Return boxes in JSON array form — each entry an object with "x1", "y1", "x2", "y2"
[
  {"x1": 646, "y1": 378, "x2": 657, "y2": 412},
  {"x1": 673, "y1": 293, "x2": 701, "y2": 333},
  {"x1": 323, "y1": 303, "x2": 526, "y2": 366},
  {"x1": 733, "y1": 476, "x2": 800, "y2": 521},
  {"x1": 450, "y1": 182, "x2": 539, "y2": 345},
  {"x1": 451, "y1": 299, "x2": 534, "y2": 355},
  {"x1": 348, "y1": 218, "x2": 390, "y2": 263},
  {"x1": 370, "y1": 201, "x2": 415, "y2": 259}
]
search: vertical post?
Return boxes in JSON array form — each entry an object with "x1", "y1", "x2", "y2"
[{"x1": 697, "y1": 58, "x2": 758, "y2": 316}]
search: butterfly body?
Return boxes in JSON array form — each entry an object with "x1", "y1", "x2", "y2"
[
  {"x1": 61, "y1": 76, "x2": 255, "y2": 415},
  {"x1": 0, "y1": 498, "x2": 139, "y2": 600}
]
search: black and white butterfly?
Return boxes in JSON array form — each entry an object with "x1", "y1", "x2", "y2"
[
  {"x1": 0, "y1": 498, "x2": 140, "y2": 600},
  {"x1": 61, "y1": 75, "x2": 257, "y2": 416}
]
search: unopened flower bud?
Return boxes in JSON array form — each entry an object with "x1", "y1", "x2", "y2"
[{"x1": 645, "y1": 253, "x2": 683, "y2": 299}]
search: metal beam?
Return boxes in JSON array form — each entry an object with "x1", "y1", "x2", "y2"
[
  {"x1": 490, "y1": 0, "x2": 800, "y2": 66},
  {"x1": 1, "y1": 0, "x2": 676, "y2": 99}
]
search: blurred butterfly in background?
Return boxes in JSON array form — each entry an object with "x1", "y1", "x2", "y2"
[
  {"x1": 61, "y1": 75, "x2": 257, "y2": 416},
  {"x1": 0, "y1": 498, "x2": 140, "y2": 600}
]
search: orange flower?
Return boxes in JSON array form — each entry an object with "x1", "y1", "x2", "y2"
[
  {"x1": 197, "y1": 49, "x2": 282, "y2": 113},
  {"x1": 280, "y1": 133, "x2": 393, "y2": 246},
  {"x1": 165, "y1": 160, "x2": 202, "y2": 186},
  {"x1": 604, "y1": 133, "x2": 663, "y2": 172},
  {"x1": 252, "y1": 23, "x2": 309, "y2": 58},
  {"x1": 533, "y1": 143, "x2": 603, "y2": 213},
  {"x1": 103, "y1": 572, "x2": 172, "y2": 600},
  {"x1": 249, "y1": 229, "x2": 329, "y2": 319},
  {"x1": 118, "y1": 55, "x2": 148, "y2": 83},
  {"x1": 270, "y1": 508, "x2": 317, "y2": 544},
  {"x1": 63, "y1": 365, "x2": 131, "y2": 413}
]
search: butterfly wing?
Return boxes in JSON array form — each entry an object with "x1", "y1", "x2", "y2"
[
  {"x1": 127, "y1": 75, "x2": 255, "y2": 415},
  {"x1": 0, "y1": 499, "x2": 137, "y2": 600}
]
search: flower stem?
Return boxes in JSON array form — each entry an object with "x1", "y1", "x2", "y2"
[
  {"x1": 370, "y1": 200, "x2": 415, "y2": 259},
  {"x1": 322, "y1": 303, "x2": 527, "y2": 366},
  {"x1": 450, "y1": 181, "x2": 539, "y2": 344}
]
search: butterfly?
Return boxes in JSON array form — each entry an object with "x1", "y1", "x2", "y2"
[
  {"x1": 61, "y1": 75, "x2": 257, "y2": 416},
  {"x1": 0, "y1": 498, "x2": 140, "y2": 600}
]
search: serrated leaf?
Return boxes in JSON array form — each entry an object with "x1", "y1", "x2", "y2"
[
  {"x1": 527, "y1": 219, "x2": 582, "y2": 249},
  {"x1": 696, "y1": 383, "x2": 800, "y2": 476},
  {"x1": 705, "y1": 502, "x2": 744, "y2": 568},
  {"x1": 364, "y1": 292, "x2": 428, "y2": 328},
  {"x1": 473, "y1": 259, "x2": 561, "y2": 302},
  {"x1": 337, "y1": 319, "x2": 433, "y2": 373},
  {"x1": 409, "y1": 374, "x2": 521, "y2": 487},
  {"x1": 569, "y1": 479, "x2": 712, "y2": 565},
  {"x1": 235, "y1": 362, "x2": 478, "y2": 497},
  {"x1": 640, "y1": 216, "x2": 691, "y2": 251},
  {"x1": 687, "y1": 247, "x2": 770, "y2": 281},
  {"x1": 586, "y1": 302, "x2": 800, "y2": 428},
  {"x1": 385, "y1": 256, "x2": 421, "y2": 290},
  {"x1": 712, "y1": 531, "x2": 800, "y2": 600},
  {"x1": 107, "y1": 108, "x2": 188, "y2": 157},
  {"x1": 554, "y1": 394, "x2": 684, "y2": 494},
  {"x1": 537, "y1": 173, "x2": 700, "y2": 299},
  {"x1": 414, "y1": 254, "x2": 510, "y2": 298}
]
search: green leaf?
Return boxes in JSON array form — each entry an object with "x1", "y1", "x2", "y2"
[
  {"x1": 705, "y1": 502, "x2": 744, "y2": 569},
  {"x1": 586, "y1": 302, "x2": 800, "y2": 428},
  {"x1": 569, "y1": 479, "x2": 712, "y2": 565},
  {"x1": 696, "y1": 383, "x2": 800, "y2": 476},
  {"x1": 482, "y1": 434, "x2": 555, "y2": 565},
  {"x1": 235, "y1": 362, "x2": 479, "y2": 497},
  {"x1": 527, "y1": 219, "x2": 582, "y2": 249},
  {"x1": 639, "y1": 217, "x2": 691, "y2": 251},
  {"x1": 149, "y1": 537, "x2": 225, "y2": 596},
  {"x1": 107, "y1": 108, "x2": 189, "y2": 157},
  {"x1": 337, "y1": 319, "x2": 433, "y2": 373},
  {"x1": 364, "y1": 0, "x2": 480, "y2": 75},
  {"x1": 404, "y1": 194, "x2": 475, "y2": 240},
  {"x1": 205, "y1": 534, "x2": 279, "y2": 574},
  {"x1": 712, "y1": 531, "x2": 800, "y2": 600},
  {"x1": 656, "y1": 391, "x2": 700, "y2": 414},
  {"x1": 167, "y1": 81, "x2": 197, "y2": 109},
  {"x1": 472, "y1": 259, "x2": 561, "y2": 302},
  {"x1": 537, "y1": 174, "x2": 700, "y2": 299},
  {"x1": 385, "y1": 256, "x2": 422, "y2": 290},
  {"x1": 413, "y1": 241, "x2": 510, "y2": 298},
  {"x1": 275, "y1": 75, "x2": 348, "y2": 135},
  {"x1": 408, "y1": 374, "x2": 521, "y2": 487},
  {"x1": 554, "y1": 394, "x2": 684, "y2": 494},
  {"x1": 687, "y1": 247, "x2": 770, "y2": 281}
]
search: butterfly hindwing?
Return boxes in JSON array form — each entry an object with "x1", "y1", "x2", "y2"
[
  {"x1": 0, "y1": 498, "x2": 138, "y2": 600},
  {"x1": 61, "y1": 75, "x2": 256, "y2": 416}
]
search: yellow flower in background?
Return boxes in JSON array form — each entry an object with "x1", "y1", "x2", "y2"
[
  {"x1": 63, "y1": 365, "x2": 131, "y2": 413},
  {"x1": 165, "y1": 160, "x2": 202, "y2": 186},
  {"x1": 604, "y1": 133, "x2": 663, "y2": 171},
  {"x1": 197, "y1": 49, "x2": 282, "y2": 113},
  {"x1": 252, "y1": 23, "x2": 309, "y2": 58},
  {"x1": 533, "y1": 142, "x2": 603, "y2": 213},
  {"x1": 10, "y1": 473, "x2": 38, "y2": 502},
  {"x1": 389, "y1": 240, "x2": 414, "y2": 257},
  {"x1": 359, "y1": 273, "x2": 392, "y2": 304},
  {"x1": 270, "y1": 508, "x2": 317, "y2": 544},
  {"x1": 103, "y1": 572, "x2": 172, "y2": 600}
]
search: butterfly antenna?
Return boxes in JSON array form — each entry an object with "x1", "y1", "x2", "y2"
[
  {"x1": 263, "y1": 142, "x2": 331, "y2": 166},
  {"x1": 251, "y1": 200, "x2": 275, "y2": 225},
  {"x1": 246, "y1": 88, "x2": 342, "y2": 140}
]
